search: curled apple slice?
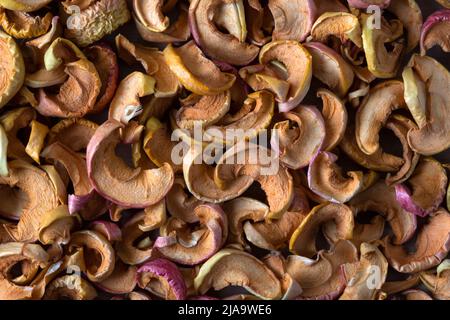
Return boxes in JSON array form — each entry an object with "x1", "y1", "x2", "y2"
[
  {"x1": 356, "y1": 80, "x2": 406, "y2": 155},
  {"x1": 287, "y1": 240, "x2": 358, "y2": 300},
  {"x1": 339, "y1": 243, "x2": 388, "y2": 300},
  {"x1": 0, "y1": 9, "x2": 52, "y2": 39},
  {"x1": 86, "y1": 120, "x2": 174, "y2": 208},
  {"x1": 164, "y1": 41, "x2": 236, "y2": 95},
  {"x1": 317, "y1": 89, "x2": 348, "y2": 151},
  {"x1": 272, "y1": 106, "x2": 325, "y2": 169},
  {"x1": 189, "y1": 0, "x2": 260, "y2": 66},
  {"x1": 311, "y1": 12, "x2": 362, "y2": 48},
  {"x1": 259, "y1": 40, "x2": 312, "y2": 112},
  {"x1": 350, "y1": 181, "x2": 417, "y2": 245},
  {"x1": 109, "y1": 72, "x2": 155, "y2": 125},
  {"x1": 395, "y1": 158, "x2": 447, "y2": 218},
  {"x1": 304, "y1": 42, "x2": 354, "y2": 97},
  {"x1": 268, "y1": 0, "x2": 316, "y2": 42},
  {"x1": 289, "y1": 203, "x2": 354, "y2": 257},
  {"x1": 0, "y1": 30, "x2": 25, "y2": 110},
  {"x1": 137, "y1": 258, "x2": 187, "y2": 300},
  {"x1": 382, "y1": 208, "x2": 450, "y2": 273},
  {"x1": 420, "y1": 9, "x2": 450, "y2": 55},
  {"x1": 0, "y1": 160, "x2": 59, "y2": 242},
  {"x1": 115, "y1": 35, "x2": 180, "y2": 98},
  {"x1": 134, "y1": 2, "x2": 190, "y2": 43},
  {"x1": 406, "y1": 55, "x2": 450, "y2": 155},
  {"x1": 308, "y1": 152, "x2": 364, "y2": 204},
  {"x1": 361, "y1": 14, "x2": 404, "y2": 78},
  {"x1": 154, "y1": 204, "x2": 227, "y2": 265},
  {"x1": 194, "y1": 249, "x2": 282, "y2": 300}
]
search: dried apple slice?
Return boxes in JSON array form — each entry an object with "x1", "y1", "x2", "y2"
[
  {"x1": 289, "y1": 203, "x2": 354, "y2": 257},
  {"x1": 0, "y1": 160, "x2": 59, "y2": 242},
  {"x1": 176, "y1": 92, "x2": 231, "y2": 130},
  {"x1": 406, "y1": 55, "x2": 450, "y2": 155},
  {"x1": 137, "y1": 258, "x2": 187, "y2": 300},
  {"x1": 385, "y1": 115, "x2": 420, "y2": 185},
  {"x1": 194, "y1": 249, "x2": 282, "y2": 300},
  {"x1": 189, "y1": 0, "x2": 260, "y2": 66},
  {"x1": 304, "y1": 42, "x2": 354, "y2": 97},
  {"x1": 143, "y1": 117, "x2": 182, "y2": 173},
  {"x1": 133, "y1": 0, "x2": 169, "y2": 32},
  {"x1": 287, "y1": 240, "x2": 358, "y2": 300},
  {"x1": 214, "y1": 143, "x2": 294, "y2": 219},
  {"x1": 224, "y1": 197, "x2": 268, "y2": 247},
  {"x1": 116, "y1": 212, "x2": 154, "y2": 265},
  {"x1": 164, "y1": 41, "x2": 236, "y2": 95},
  {"x1": 154, "y1": 204, "x2": 227, "y2": 265},
  {"x1": 308, "y1": 152, "x2": 364, "y2": 204},
  {"x1": 0, "y1": 30, "x2": 25, "y2": 110},
  {"x1": 86, "y1": 120, "x2": 174, "y2": 208},
  {"x1": 84, "y1": 43, "x2": 119, "y2": 113},
  {"x1": 183, "y1": 146, "x2": 253, "y2": 203},
  {"x1": 134, "y1": 2, "x2": 190, "y2": 43},
  {"x1": 61, "y1": 0, "x2": 130, "y2": 47},
  {"x1": 0, "y1": 9, "x2": 52, "y2": 39},
  {"x1": 97, "y1": 260, "x2": 136, "y2": 294},
  {"x1": 420, "y1": 9, "x2": 450, "y2": 55},
  {"x1": 311, "y1": 12, "x2": 362, "y2": 47},
  {"x1": 48, "y1": 118, "x2": 98, "y2": 152},
  {"x1": 166, "y1": 177, "x2": 204, "y2": 224},
  {"x1": 109, "y1": 72, "x2": 155, "y2": 125},
  {"x1": 68, "y1": 230, "x2": 115, "y2": 283},
  {"x1": 386, "y1": 0, "x2": 422, "y2": 52},
  {"x1": 259, "y1": 40, "x2": 312, "y2": 112},
  {"x1": 356, "y1": 80, "x2": 406, "y2": 155},
  {"x1": 340, "y1": 243, "x2": 388, "y2": 300},
  {"x1": 361, "y1": 14, "x2": 404, "y2": 78},
  {"x1": 115, "y1": 35, "x2": 180, "y2": 98},
  {"x1": 245, "y1": 0, "x2": 271, "y2": 46},
  {"x1": 340, "y1": 123, "x2": 404, "y2": 172},
  {"x1": 0, "y1": 242, "x2": 49, "y2": 300},
  {"x1": 244, "y1": 211, "x2": 306, "y2": 251},
  {"x1": 238, "y1": 65, "x2": 290, "y2": 102},
  {"x1": 350, "y1": 181, "x2": 417, "y2": 245},
  {"x1": 36, "y1": 58, "x2": 101, "y2": 118},
  {"x1": 268, "y1": 0, "x2": 316, "y2": 42},
  {"x1": 395, "y1": 158, "x2": 447, "y2": 218},
  {"x1": 271, "y1": 106, "x2": 325, "y2": 169},
  {"x1": 205, "y1": 90, "x2": 274, "y2": 144},
  {"x1": 420, "y1": 261, "x2": 450, "y2": 300},
  {"x1": 317, "y1": 89, "x2": 348, "y2": 151},
  {"x1": 382, "y1": 208, "x2": 450, "y2": 273},
  {"x1": 43, "y1": 275, "x2": 97, "y2": 300}
]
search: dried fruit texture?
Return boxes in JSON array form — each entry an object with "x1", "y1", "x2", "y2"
[
  {"x1": 0, "y1": 30, "x2": 25, "y2": 109},
  {"x1": 0, "y1": 0, "x2": 449, "y2": 301},
  {"x1": 189, "y1": 0, "x2": 260, "y2": 66},
  {"x1": 0, "y1": 9, "x2": 52, "y2": 39},
  {"x1": 62, "y1": 0, "x2": 131, "y2": 47}
]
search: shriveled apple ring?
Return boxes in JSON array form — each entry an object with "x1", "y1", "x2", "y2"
[
  {"x1": 86, "y1": 120, "x2": 174, "y2": 208},
  {"x1": 189, "y1": 0, "x2": 260, "y2": 66},
  {"x1": 289, "y1": 203, "x2": 354, "y2": 257},
  {"x1": 259, "y1": 40, "x2": 312, "y2": 112},
  {"x1": 382, "y1": 208, "x2": 450, "y2": 273},
  {"x1": 164, "y1": 41, "x2": 236, "y2": 96},
  {"x1": 356, "y1": 80, "x2": 406, "y2": 155}
]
